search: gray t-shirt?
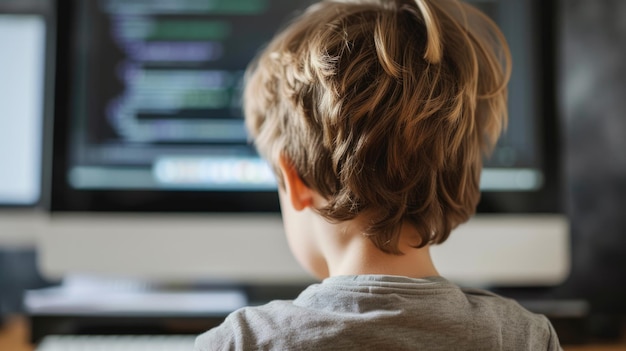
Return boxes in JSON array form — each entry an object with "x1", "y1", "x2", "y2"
[{"x1": 195, "y1": 275, "x2": 561, "y2": 350}]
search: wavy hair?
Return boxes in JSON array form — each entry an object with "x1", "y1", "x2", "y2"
[{"x1": 244, "y1": 0, "x2": 511, "y2": 254}]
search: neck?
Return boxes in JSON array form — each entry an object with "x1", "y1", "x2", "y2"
[
  {"x1": 318, "y1": 219, "x2": 440, "y2": 279},
  {"x1": 329, "y1": 239, "x2": 440, "y2": 279}
]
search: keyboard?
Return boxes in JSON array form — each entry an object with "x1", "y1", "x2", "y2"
[{"x1": 36, "y1": 335, "x2": 197, "y2": 351}]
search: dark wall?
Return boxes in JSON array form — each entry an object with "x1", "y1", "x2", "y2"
[{"x1": 560, "y1": 0, "x2": 626, "y2": 315}]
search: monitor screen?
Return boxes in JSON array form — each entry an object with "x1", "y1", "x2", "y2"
[
  {"x1": 0, "y1": 14, "x2": 45, "y2": 206},
  {"x1": 52, "y1": 0, "x2": 560, "y2": 213},
  {"x1": 45, "y1": 0, "x2": 567, "y2": 286}
]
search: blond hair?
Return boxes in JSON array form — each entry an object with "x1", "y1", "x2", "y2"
[{"x1": 244, "y1": 0, "x2": 511, "y2": 254}]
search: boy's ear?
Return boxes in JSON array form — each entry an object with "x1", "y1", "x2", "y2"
[{"x1": 278, "y1": 155, "x2": 314, "y2": 211}]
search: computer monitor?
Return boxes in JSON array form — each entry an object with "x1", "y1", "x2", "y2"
[
  {"x1": 0, "y1": 14, "x2": 45, "y2": 207},
  {"x1": 41, "y1": 0, "x2": 569, "y2": 286},
  {"x1": 0, "y1": 12, "x2": 48, "y2": 245}
]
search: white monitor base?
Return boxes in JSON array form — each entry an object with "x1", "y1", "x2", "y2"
[{"x1": 38, "y1": 213, "x2": 569, "y2": 287}]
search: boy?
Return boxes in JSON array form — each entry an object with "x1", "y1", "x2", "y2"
[{"x1": 196, "y1": 0, "x2": 561, "y2": 349}]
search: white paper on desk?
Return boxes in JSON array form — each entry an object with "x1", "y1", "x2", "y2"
[{"x1": 25, "y1": 285, "x2": 248, "y2": 316}]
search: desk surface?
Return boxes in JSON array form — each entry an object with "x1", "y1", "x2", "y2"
[
  {"x1": 2, "y1": 315, "x2": 626, "y2": 351},
  {"x1": 0, "y1": 316, "x2": 31, "y2": 351}
]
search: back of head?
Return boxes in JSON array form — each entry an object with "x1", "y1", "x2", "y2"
[{"x1": 244, "y1": 0, "x2": 511, "y2": 254}]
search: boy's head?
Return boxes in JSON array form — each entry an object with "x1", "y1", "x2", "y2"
[{"x1": 244, "y1": 0, "x2": 511, "y2": 255}]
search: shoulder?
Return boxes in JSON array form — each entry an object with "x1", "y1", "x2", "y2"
[
  {"x1": 461, "y1": 287, "x2": 541, "y2": 320},
  {"x1": 461, "y1": 288, "x2": 562, "y2": 350},
  {"x1": 194, "y1": 300, "x2": 301, "y2": 351}
]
